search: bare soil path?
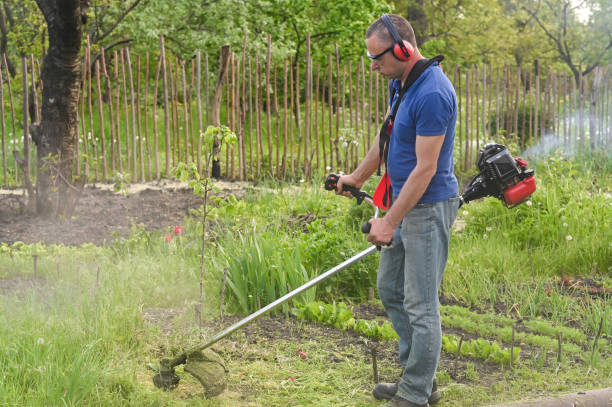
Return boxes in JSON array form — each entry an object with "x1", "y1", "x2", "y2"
[{"x1": 0, "y1": 181, "x2": 250, "y2": 246}]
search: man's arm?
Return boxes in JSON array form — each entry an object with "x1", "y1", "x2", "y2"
[{"x1": 366, "y1": 134, "x2": 445, "y2": 245}]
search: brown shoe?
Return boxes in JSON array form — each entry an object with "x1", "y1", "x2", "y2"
[
  {"x1": 382, "y1": 395, "x2": 428, "y2": 407},
  {"x1": 373, "y1": 380, "x2": 440, "y2": 404}
]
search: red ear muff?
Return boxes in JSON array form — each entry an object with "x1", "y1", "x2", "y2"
[
  {"x1": 381, "y1": 14, "x2": 414, "y2": 62},
  {"x1": 392, "y1": 40, "x2": 413, "y2": 61}
]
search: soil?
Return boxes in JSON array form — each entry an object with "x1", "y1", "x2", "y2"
[{"x1": 0, "y1": 180, "x2": 250, "y2": 246}]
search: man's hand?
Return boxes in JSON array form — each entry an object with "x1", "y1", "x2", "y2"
[
  {"x1": 365, "y1": 217, "x2": 394, "y2": 246},
  {"x1": 336, "y1": 174, "x2": 363, "y2": 199}
]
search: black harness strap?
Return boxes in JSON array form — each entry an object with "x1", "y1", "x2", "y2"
[{"x1": 377, "y1": 55, "x2": 444, "y2": 176}]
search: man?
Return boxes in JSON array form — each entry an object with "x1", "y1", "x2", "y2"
[{"x1": 336, "y1": 14, "x2": 460, "y2": 407}]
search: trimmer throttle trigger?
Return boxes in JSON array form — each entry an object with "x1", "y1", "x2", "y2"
[{"x1": 324, "y1": 173, "x2": 370, "y2": 205}]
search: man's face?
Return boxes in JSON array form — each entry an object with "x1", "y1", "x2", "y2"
[{"x1": 366, "y1": 34, "x2": 404, "y2": 79}]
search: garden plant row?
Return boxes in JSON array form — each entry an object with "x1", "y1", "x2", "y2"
[{"x1": 293, "y1": 301, "x2": 609, "y2": 368}]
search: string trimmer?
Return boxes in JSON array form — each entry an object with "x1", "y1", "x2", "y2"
[{"x1": 150, "y1": 143, "x2": 535, "y2": 394}]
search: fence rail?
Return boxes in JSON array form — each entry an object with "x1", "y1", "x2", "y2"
[{"x1": 1, "y1": 37, "x2": 611, "y2": 188}]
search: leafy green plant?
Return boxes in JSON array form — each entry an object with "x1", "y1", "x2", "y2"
[
  {"x1": 172, "y1": 125, "x2": 237, "y2": 326},
  {"x1": 292, "y1": 301, "x2": 398, "y2": 341},
  {"x1": 442, "y1": 334, "x2": 521, "y2": 366},
  {"x1": 292, "y1": 301, "x2": 355, "y2": 330},
  {"x1": 111, "y1": 172, "x2": 131, "y2": 196}
]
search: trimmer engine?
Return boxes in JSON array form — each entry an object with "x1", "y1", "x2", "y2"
[{"x1": 460, "y1": 143, "x2": 536, "y2": 207}]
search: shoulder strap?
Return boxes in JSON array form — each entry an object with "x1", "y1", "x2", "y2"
[
  {"x1": 391, "y1": 55, "x2": 444, "y2": 121},
  {"x1": 377, "y1": 55, "x2": 444, "y2": 175}
]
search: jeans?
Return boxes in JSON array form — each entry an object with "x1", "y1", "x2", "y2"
[{"x1": 377, "y1": 196, "x2": 460, "y2": 405}]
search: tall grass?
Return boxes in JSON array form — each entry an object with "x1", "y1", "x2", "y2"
[{"x1": 219, "y1": 231, "x2": 315, "y2": 314}]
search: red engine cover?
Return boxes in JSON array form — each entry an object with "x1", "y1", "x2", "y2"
[{"x1": 504, "y1": 176, "x2": 536, "y2": 206}]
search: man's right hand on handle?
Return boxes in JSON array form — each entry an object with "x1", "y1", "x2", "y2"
[{"x1": 336, "y1": 174, "x2": 363, "y2": 199}]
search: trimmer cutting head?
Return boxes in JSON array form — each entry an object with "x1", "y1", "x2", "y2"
[
  {"x1": 152, "y1": 349, "x2": 227, "y2": 396},
  {"x1": 152, "y1": 358, "x2": 181, "y2": 390}
]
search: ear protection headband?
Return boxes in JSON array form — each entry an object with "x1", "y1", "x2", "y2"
[{"x1": 381, "y1": 14, "x2": 413, "y2": 61}]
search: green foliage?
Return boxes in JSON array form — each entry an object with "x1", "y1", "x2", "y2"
[
  {"x1": 442, "y1": 334, "x2": 521, "y2": 366},
  {"x1": 293, "y1": 301, "x2": 398, "y2": 340},
  {"x1": 439, "y1": 303, "x2": 604, "y2": 359},
  {"x1": 292, "y1": 301, "x2": 355, "y2": 329},
  {"x1": 522, "y1": 319, "x2": 588, "y2": 345},
  {"x1": 111, "y1": 172, "x2": 131, "y2": 196},
  {"x1": 219, "y1": 232, "x2": 316, "y2": 314},
  {"x1": 117, "y1": 0, "x2": 390, "y2": 64}
]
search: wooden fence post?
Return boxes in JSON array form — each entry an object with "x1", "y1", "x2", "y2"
[
  {"x1": 3, "y1": 54, "x2": 17, "y2": 183},
  {"x1": 94, "y1": 61, "x2": 108, "y2": 179},
  {"x1": 181, "y1": 61, "x2": 190, "y2": 165},
  {"x1": 304, "y1": 35, "x2": 311, "y2": 178},
  {"x1": 327, "y1": 53, "x2": 334, "y2": 170},
  {"x1": 255, "y1": 55, "x2": 262, "y2": 178},
  {"x1": 289, "y1": 57, "x2": 294, "y2": 176},
  {"x1": 120, "y1": 49, "x2": 130, "y2": 177},
  {"x1": 248, "y1": 56, "x2": 254, "y2": 177},
  {"x1": 0, "y1": 62, "x2": 6, "y2": 186},
  {"x1": 100, "y1": 50, "x2": 116, "y2": 175},
  {"x1": 113, "y1": 51, "x2": 122, "y2": 174},
  {"x1": 211, "y1": 45, "x2": 231, "y2": 178},
  {"x1": 196, "y1": 50, "x2": 203, "y2": 175},
  {"x1": 282, "y1": 59, "x2": 288, "y2": 178},
  {"x1": 144, "y1": 53, "x2": 152, "y2": 180},
  {"x1": 87, "y1": 40, "x2": 98, "y2": 181},
  {"x1": 266, "y1": 35, "x2": 273, "y2": 175},
  {"x1": 159, "y1": 36, "x2": 171, "y2": 177},
  {"x1": 125, "y1": 48, "x2": 138, "y2": 181},
  {"x1": 273, "y1": 62, "x2": 280, "y2": 178},
  {"x1": 135, "y1": 54, "x2": 145, "y2": 182},
  {"x1": 240, "y1": 37, "x2": 247, "y2": 180},
  {"x1": 152, "y1": 55, "x2": 162, "y2": 181}
]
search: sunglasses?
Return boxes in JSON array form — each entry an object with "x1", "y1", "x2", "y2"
[{"x1": 367, "y1": 46, "x2": 394, "y2": 60}]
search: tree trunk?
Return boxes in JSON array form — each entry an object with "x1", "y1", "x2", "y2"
[{"x1": 34, "y1": 0, "x2": 89, "y2": 216}]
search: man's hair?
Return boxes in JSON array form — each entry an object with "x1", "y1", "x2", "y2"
[{"x1": 366, "y1": 14, "x2": 417, "y2": 48}]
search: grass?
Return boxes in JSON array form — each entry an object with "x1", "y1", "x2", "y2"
[{"x1": 0, "y1": 152, "x2": 610, "y2": 405}]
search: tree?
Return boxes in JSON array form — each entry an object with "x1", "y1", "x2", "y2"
[
  {"x1": 33, "y1": 0, "x2": 90, "y2": 216},
  {"x1": 121, "y1": 0, "x2": 390, "y2": 66},
  {"x1": 0, "y1": 0, "x2": 46, "y2": 75},
  {"x1": 516, "y1": 0, "x2": 612, "y2": 85}
]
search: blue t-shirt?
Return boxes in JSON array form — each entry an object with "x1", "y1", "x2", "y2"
[{"x1": 387, "y1": 62, "x2": 458, "y2": 203}]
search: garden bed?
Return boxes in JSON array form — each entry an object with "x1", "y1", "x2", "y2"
[{"x1": 0, "y1": 180, "x2": 249, "y2": 246}]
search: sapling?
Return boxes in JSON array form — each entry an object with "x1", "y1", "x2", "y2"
[{"x1": 172, "y1": 125, "x2": 236, "y2": 329}]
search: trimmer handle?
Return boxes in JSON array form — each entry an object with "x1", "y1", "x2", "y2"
[
  {"x1": 324, "y1": 173, "x2": 371, "y2": 205},
  {"x1": 361, "y1": 221, "x2": 390, "y2": 250}
]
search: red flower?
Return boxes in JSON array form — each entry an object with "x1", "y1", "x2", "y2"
[
  {"x1": 289, "y1": 377, "x2": 295, "y2": 381},
  {"x1": 174, "y1": 226, "x2": 182, "y2": 235},
  {"x1": 165, "y1": 234, "x2": 173, "y2": 243}
]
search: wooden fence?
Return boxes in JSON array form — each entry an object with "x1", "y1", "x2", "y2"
[{"x1": 2, "y1": 36, "x2": 612, "y2": 187}]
